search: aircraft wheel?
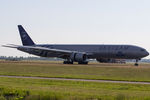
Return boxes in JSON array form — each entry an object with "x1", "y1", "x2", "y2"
[
  {"x1": 63, "y1": 61, "x2": 73, "y2": 64},
  {"x1": 134, "y1": 63, "x2": 138, "y2": 66},
  {"x1": 63, "y1": 61, "x2": 67, "y2": 64},
  {"x1": 78, "y1": 61, "x2": 88, "y2": 64}
]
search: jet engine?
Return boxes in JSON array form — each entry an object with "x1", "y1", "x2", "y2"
[{"x1": 70, "y1": 53, "x2": 87, "y2": 62}]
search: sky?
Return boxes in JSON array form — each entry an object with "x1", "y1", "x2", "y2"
[{"x1": 0, "y1": 0, "x2": 150, "y2": 58}]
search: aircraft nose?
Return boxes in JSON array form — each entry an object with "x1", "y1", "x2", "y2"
[
  {"x1": 145, "y1": 51, "x2": 149, "y2": 56},
  {"x1": 143, "y1": 50, "x2": 149, "y2": 57}
]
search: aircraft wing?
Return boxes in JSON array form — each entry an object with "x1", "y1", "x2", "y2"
[
  {"x1": 2, "y1": 44, "x2": 91, "y2": 58},
  {"x1": 19, "y1": 45, "x2": 73, "y2": 54}
]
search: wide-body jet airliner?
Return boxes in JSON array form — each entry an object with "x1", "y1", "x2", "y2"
[{"x1": 3, "y1": 25, "x2": 149, "y2": 66}]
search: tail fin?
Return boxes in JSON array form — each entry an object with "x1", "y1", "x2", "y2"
[{"x1": 18, "y1": 25, "x2": 35, "y2": 46}]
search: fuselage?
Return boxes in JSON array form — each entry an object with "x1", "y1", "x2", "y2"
[{"x1": 22, "y1": 44, "x2": 149, "y2": 59}]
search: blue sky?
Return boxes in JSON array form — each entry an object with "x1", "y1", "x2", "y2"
[{"x1": 0, "y1": 0, "x2": 150, "y2": 58}]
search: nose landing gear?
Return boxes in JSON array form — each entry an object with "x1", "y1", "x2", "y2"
[{"x1": 135, "y1": 59, "x2": 140, "y2": 66}]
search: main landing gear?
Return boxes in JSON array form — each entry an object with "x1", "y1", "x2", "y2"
[
  {"x1": 63, "y1": 60, "x2": 73, "y2": 64},
  {"x1": 78, "y1": 61, "x2": 88, "y2": 64},
  {"x1": 63, "y1": 59, "x2": 88, "y2": 65}
]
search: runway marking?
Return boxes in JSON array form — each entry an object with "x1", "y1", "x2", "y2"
[{"x1": 0, "y1": 75, "x2": 150, "y2": 84}]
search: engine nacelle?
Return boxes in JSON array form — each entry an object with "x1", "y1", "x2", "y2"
[{"x1": 70, "y1": 53, "x2": 87, "y2": 62}]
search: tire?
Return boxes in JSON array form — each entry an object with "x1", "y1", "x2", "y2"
[
  {"x1": 63, "y1": 61, "x2": 67, "y2": 64},
  {"x1": 63, "y1": 61, "x2": 73, "y2": 64},
  {"x1": 78, "y1": 61, "x2": 88, "y2": 64}
]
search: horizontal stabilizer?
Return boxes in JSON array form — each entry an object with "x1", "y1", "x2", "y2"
[{"x1": 2, "y1": 44, "x2": 19, "y2": 48}]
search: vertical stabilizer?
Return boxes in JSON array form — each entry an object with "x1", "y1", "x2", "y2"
[{"x1": 18, "y1": 25, "x2": 35, "y2": 46}]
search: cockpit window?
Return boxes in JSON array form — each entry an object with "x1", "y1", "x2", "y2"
[{"x1": 141, "y1": 49, "x2": 145, "y2": 52}]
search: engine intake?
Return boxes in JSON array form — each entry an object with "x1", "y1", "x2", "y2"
[{"x1": 70, "y1": 53, "x2": 87, "y2": 62}]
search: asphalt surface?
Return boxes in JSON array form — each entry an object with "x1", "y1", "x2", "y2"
[{"x1": 0, "y1": 75, "x2": 150, "y2": 85}]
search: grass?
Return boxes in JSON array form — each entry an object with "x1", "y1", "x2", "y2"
[
  {"x1": 0, "y1": 61, "x2": 150, "y2": 82},
  {"x1": 0, "y1": 61, "x2": 150, "y2": 99},
  {"x1": 0, "y1": 77, "x2": 150, "y2": 100}
]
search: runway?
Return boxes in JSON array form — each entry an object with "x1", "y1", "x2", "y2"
[{"x1": 0, "y1": 75, "x2": 150, "y2": 85}]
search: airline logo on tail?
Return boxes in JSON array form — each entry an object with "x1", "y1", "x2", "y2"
[{"x1": 22, "y1": 34, "x2": 27, "y2": 40}]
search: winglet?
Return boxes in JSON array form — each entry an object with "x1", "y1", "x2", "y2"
[{"x1": 18, "y1": 25, "x2": 35, "y2": 46}]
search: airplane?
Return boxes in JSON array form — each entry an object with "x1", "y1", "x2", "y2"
[{"x1": 3, "y1": 25, "x2": 149, "y2": 66}]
